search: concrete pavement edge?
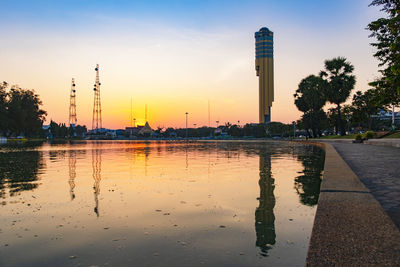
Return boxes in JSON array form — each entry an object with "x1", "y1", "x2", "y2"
[{"x1": 305, "y1": 142, "x2": 400, "y2": 266}]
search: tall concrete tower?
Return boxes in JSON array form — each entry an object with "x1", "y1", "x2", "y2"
[{"x1": 255, "y1": 27, "x2": 274, "y2": 124}]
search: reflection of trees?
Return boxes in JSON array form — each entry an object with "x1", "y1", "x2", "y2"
[
  {"x1": 0, "y1": 151, "x2": 44, "y2": 202},
  {"x1": 68, "y1": 150, "x2": 76, "y2": 200},
  {"x1": 255, "y1": 148, "x2": 276, "y2": 257},
  {"x1": 92, "y1": 149, "x2": 102, "y2": 217},
  {"x1": 294, "y1": 145, "x2": 325, "y2": 206}
]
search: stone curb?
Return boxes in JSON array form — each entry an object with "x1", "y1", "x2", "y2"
[
  {"x1": 316, "y1": 138, "x2": 400, "y2": 149},
  {"x1": 364, "y1": 139, "x2": 400, "y2": 148},
  {"x1": 306, "y1": 142, "x2": 400, "y2": 266}
]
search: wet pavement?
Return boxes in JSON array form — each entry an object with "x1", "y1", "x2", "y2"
[{"x1": 331, "y1": 142, "x2": 400, "y2": 229}]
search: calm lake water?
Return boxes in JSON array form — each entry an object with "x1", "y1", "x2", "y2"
[{"x1": 0, "y1": 141, "x2": 324, "y2": 267}]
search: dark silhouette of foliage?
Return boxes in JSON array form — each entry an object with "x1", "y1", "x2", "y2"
[
  {"x1": 0, "y1": 150, "x2": 44, "y2": 200},
  {"x1": 351, "y1": 89, "x2": 382, "y2": 130},
  {"x1": 0, "y1": 82, "x2": 8, "y2": 135},
  {"x1": 367, "y1": 0, "x2": 400, "y2": 106},
  {"x1": 301, "y1": 110, "x2": 327, "y2": 138},
  {"x1": 320, "y1": 57, "x2": 356, "y2": 135},
  {"x1": 294, "y1": 75, "x2": 326, "y2": 113},
  {"x1": 294, "y1": 145, "x2": 325, "y2": 206},
  {"x1": 0, "y1": 82, "x2": 47, "y2": 137},
  {"x1": 294, "y1": 75, "x2": 327, "y2": 137},
  {"x1": 49, "y1": 121, "x2": 87, "y2": 138}
]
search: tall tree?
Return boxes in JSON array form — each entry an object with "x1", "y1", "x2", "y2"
[
  {"x1": 294, "y1": 75, "x2": 327, "y2": 137},
  {"x1": 7, "y1": 86, "x2": 47, "y2": 137},
  {"x1": 351, "y1": 89, "x2": 382, "y2": 130},
  {"x1": 320, "y1": 57, "x2": 356, "y2": 135},
  {"x1": 0, "y1": 82, "x2": 8, "y2": 135},
  {"x1": 367, "y1": 0, "x2": 400, "y2": 127}
]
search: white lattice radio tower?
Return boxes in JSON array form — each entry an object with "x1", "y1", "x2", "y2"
[
  {"x1": 69, "y1": 78, "x2": 77, "y2": 127},
  {"x1": 92, "y1": 64, "x2": 102, "y2": 132}
]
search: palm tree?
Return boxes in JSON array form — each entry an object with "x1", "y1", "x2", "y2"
[{"x1": 320, "y1": 57, "x2": 355, "y2": 135}]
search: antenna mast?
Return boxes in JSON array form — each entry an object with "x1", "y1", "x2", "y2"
[
  {"x1": 208, "y1": 99, "x2": 210, "y2": 128},
  {"x1": 145, "y1": 104, "x2": 148, "y2": 122},
  {"x1": 69, "y1": 78, "x2": 77, "y2": 127},
  {"x1": 130, "y1": 97, "x2": 133, "y2": 127},
  {"x1": 92, "y1": 64, "x2": 102, "y2": 132}
]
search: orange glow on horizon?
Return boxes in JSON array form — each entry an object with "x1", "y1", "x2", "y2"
[{"x1": 1, "y1": 3, "x2": 379, "y2": 129}]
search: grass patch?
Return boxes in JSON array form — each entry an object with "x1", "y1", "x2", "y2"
[
  {"x1": 383, "y1": 131, "x2": 400, "y2": 138},
  {"x1": 316, "y1": 134, "x2": 358, "y2": 139},
  {"x1": 7, "y1": 138, "x2": 29, "y2": 142}
]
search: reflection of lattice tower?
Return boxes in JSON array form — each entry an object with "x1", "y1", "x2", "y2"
[
  {"x1": 92, "y1": 149, "x2": 102, "y2": 217},
  {"x1": 68, "y1": 150, "x2": 76, "y2": 200},
  {"x1": 92, "y1": 64, "x2": 102, "y2": 131},
  {"x1": 69, "y1": 78, "x2": 77, "y2": 127}
]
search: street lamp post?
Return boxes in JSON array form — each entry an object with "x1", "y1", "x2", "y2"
[{"x1": 185, "y1": 112, "x2": 188, "y2": 139}]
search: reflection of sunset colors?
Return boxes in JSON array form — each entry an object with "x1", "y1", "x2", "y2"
[
  {"x1": 0, "y1": 141, "x2": 325, "y2": 265},
  {"x1": 0, "y1": 1, "x2": 380, "y2": 128}
]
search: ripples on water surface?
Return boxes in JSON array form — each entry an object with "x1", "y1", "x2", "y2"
[{"x1": 0, "y1": 141, "x2": 324, "y2": 266}]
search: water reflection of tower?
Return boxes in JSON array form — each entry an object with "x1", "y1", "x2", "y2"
[
  {"x1": 255, "y1": 148, "x2": 276, "y2": 256},
  {"x1": 144, "y1": 145, "x2": 150, "y2": 177},
  {"x1": 185, "y1": 144, "x2": 188, "y2": 169},
  {"x1": 68, "y1": 150, "x2": 77, "y2": 200},
  {"x1": 92, "y1": 148, "x2": 102, "y2": 217}
]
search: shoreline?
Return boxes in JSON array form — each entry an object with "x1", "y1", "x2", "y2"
[
  {"x1": 305, "y1": 142, "x2": 400, "y2": 266},
  {"x1": 2, "y1": 138, "x2": 399, "y2": 264}
]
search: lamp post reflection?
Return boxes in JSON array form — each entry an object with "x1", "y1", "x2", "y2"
[
  {"x1": 68, "y1": 150, "x2": 76, "y2": 200},
  {"x1": 255, "y1": 148, "x2": 276, "y2": 257},
  {"x1": 92, "y1": 148, "x2": 102, "y2": 217},
  {"x1": 185, "y1": 144, "x2": 189, "y2": 169}
]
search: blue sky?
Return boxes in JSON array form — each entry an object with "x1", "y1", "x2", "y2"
[
  {"x1": 1, "y1": 1, "x2": 371, "y2": 30},
  {"x1": 0, "y1": 0, "x2": 382, "y2": 128}
]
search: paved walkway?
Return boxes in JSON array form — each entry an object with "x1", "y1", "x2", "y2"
[
  {"x1": 330, "y1": 142, "x2": 400, "y2": 229},
  {"x1": 306, "y1": 143, "x2": 400, "y2": 265}
]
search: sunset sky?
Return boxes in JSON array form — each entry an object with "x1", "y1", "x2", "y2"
[{"x1": 0, "y1": 0, "x2": 381, "y2": 129}]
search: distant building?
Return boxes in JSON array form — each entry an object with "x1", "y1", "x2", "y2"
[
  {"x1": 125, "y1": 126, "x2": 143, "y2": 136},
  {"x1": 255, "y1": 27, "x2": 274, "y2": 124},
  {"x1": 138, "y1": 122, "x2": 153, "y2": 136},
  {"x1": 88, "y1": 128, "x2": 107, "y2": 134},
  {"x1": 372, "y1": 109, "x2": 400, "y2": 124}
]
